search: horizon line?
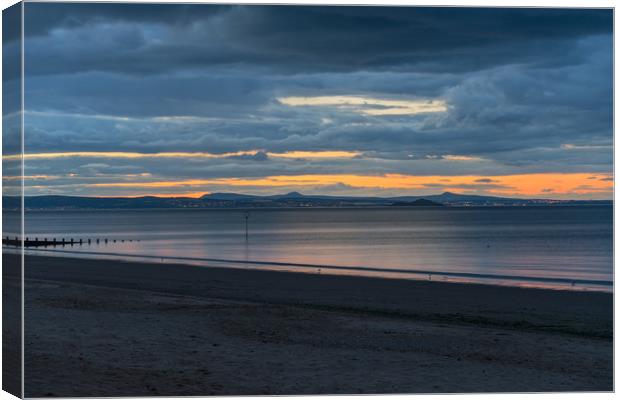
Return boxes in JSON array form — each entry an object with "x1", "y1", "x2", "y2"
[{"x1": 6, "y1": 191, "x2": 614, "y2": 202}]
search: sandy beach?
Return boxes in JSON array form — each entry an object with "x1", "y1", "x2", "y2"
[{"x1": 13, "y1": 253, "x2": 612, "y2": 396}]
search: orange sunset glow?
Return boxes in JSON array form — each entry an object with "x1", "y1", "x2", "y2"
[{"x1": 26, "y1": 172, "x2": 612, "y2": 198}]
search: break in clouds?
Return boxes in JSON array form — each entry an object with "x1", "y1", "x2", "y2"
[{"x1": 6, "y1": 4, "x2": 614, "y2": 198}]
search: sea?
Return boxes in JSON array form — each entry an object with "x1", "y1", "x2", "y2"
[{"x1": 6, "y1": 206, "x2": 614, "y2": 291}]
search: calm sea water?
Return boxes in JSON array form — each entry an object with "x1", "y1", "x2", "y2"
[{"x1": 9, "y1": 206, "x2": 614, "y2": 291}]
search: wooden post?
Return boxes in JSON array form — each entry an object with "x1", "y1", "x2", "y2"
[{"x1": 244, "y1": 211, "x2": 249, "y2": 241}]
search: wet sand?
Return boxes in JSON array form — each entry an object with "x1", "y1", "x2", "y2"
[{"x1": 12, "y1": 254, "x2": 612, "y2": 396}]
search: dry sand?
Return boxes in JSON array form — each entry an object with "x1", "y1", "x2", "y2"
[{"x1": 10, "y1": 254, "x2": 612, "y2": 396}]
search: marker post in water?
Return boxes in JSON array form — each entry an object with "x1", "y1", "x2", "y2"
[{"x1": 244, "y1": 211, "x2": 249, "y2": 241}]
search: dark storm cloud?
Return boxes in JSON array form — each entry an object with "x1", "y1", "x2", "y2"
[
  {"x1": 22, "y1": 5, "x2": 612, "y2": 76},
  {"x1": 21, "y1": 3, "x2": 228, "y2": 39}
]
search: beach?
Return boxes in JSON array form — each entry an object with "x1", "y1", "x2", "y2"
[{"x1": 15, "y1": 254, "x2": 612, "y2": 396}]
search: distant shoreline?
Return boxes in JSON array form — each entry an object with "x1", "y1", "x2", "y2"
[
  {"x1": 6, "y1": 203, "x2": 614, "y2": 212},
  {"x1": 3, "y1": 191, "x2": 613, "y2": 211}
]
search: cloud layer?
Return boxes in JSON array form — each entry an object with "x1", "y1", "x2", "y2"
[{"x1": 9, "y1": 4, "x2": 613, "y2": 198}]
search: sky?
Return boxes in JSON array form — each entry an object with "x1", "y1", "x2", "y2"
[{"x1": 5, "y1": 4, "x2": 614, "y2": 199}]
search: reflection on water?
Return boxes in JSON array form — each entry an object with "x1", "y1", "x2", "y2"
[{"x1": 9, "y1": 206, "x2": 613, "y2": 291}]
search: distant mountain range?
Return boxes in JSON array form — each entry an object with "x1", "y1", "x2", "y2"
[{"x1": 3, "y1": 192, "x2": 612, "y2": 210}]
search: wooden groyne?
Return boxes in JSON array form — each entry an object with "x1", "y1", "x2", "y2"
[{"x1": 2, "y1": 237, "x2": 137, "y2": 247}]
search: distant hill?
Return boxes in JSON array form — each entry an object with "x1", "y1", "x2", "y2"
[
  {"x1": 3, "y1": 191, "x2": 611, "y2": 210},
  {"x1": 391, "y1": 199, "x2": 443, "y2": 207}
]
